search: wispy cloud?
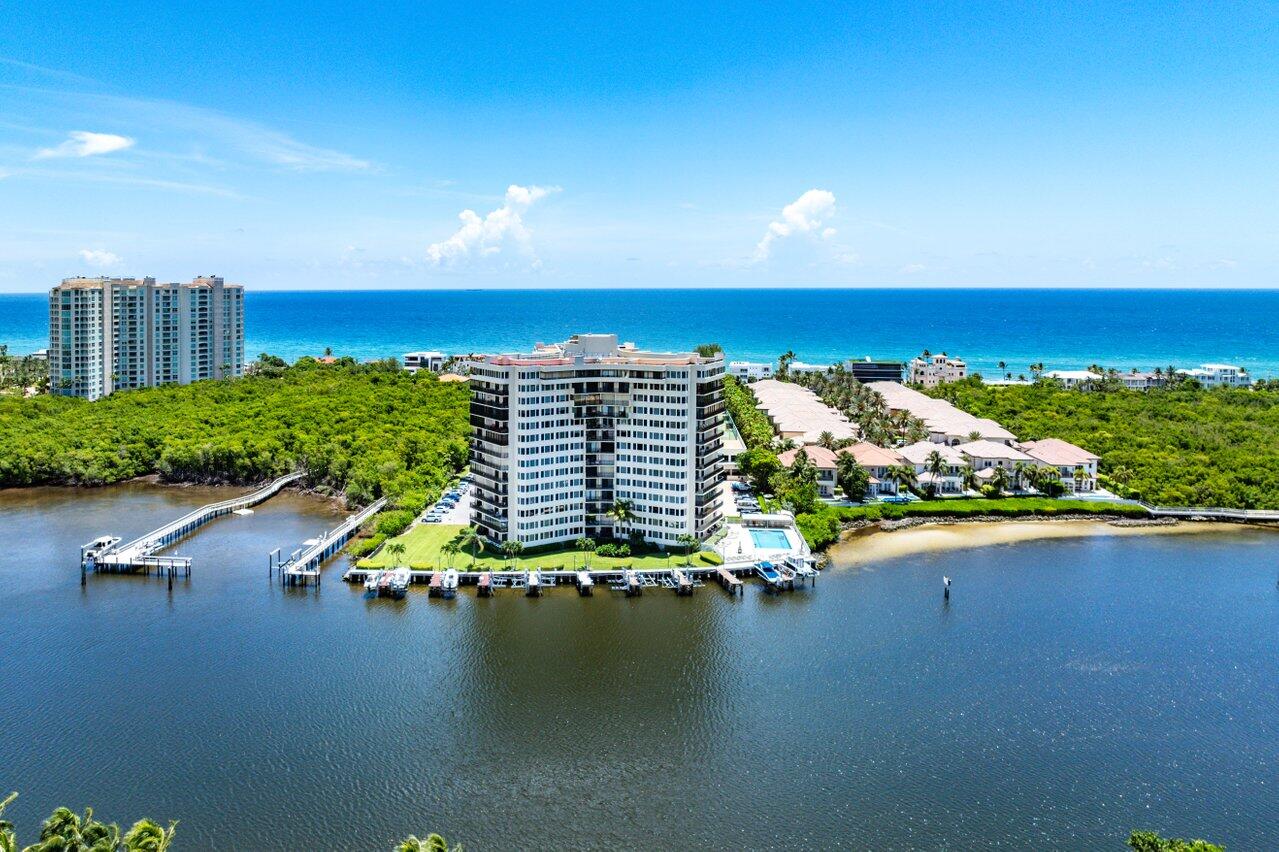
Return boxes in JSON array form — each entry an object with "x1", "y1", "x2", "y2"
[
  {"x1": 78, "y1": 248, "x2": 123, "y2": 269},
  {"x1": 427, "y1": 184, "x2": 560, "y2": 268},
  {"x1": 899, "y1": 262, "x2": 928, "y2": 274},
  {"x1": 34, "y1": 130, "x2": 134, "y2": 159},
  {"x1": 754, "y1": 189, "x2": 837, "y2": 262},
  {"x1": 16, "y1": 167, "x2": 241, "y2": 198}
]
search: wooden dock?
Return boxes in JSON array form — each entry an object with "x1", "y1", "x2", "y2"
[
  {"x1": 715, "y1": 566, "x2": 744, "y2": 595},
  {"x1": 428, "y1": 571, "x2": 443, "y2": 597}
]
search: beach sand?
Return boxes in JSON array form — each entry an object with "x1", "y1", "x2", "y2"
[{"x1": 827, "y1": 519, "x2": 1256, "y2": 569}]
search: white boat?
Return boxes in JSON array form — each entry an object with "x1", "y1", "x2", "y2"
[
  {"x1": 364, "y1": 571, "x2": 382, "y2": 593},
  {"x1": 442, "y1": 569, "x2": 459, "y2": 598},
  {"x1": 388, "y1": 567, "x2": 411, "y2": 599}
]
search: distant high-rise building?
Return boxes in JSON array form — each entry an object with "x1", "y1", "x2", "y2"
[{"x1": 49, "y1": 275, "x2": 244, "y2": 400}]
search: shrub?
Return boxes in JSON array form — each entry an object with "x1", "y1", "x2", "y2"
[
  {"x1": 349, "y1": 532, "x2": 386, "y2": 558},
  {"x1": 595, "y1": 543, "x2": 631, "y2": 558},
  {"x1": 374, "y1": 509, "x2": 415, "y2": 538}
]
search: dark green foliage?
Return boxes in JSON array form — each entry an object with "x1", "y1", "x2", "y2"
[
  {"x1": 1127, "y1": 829, "x2": 1223, "y2": 851},
  {"x1": 724, "y1": 375, "x2": 775, "y2": 448},
  {"x1": 794, "y1": 498, "x2": 1150, "y2": 549},
  {"x1": 375, "y1": 510, "x2": 416, "y2": 538},
  {"x1": 0, "y1": 359, "x2": 470, "y2": 508},
  {"x1": 736, "y1": 446, "x2": 782, "y2": 494},
  {"x1": 595, "y1": 542, "x2": 631, "y2": 558},
  {"x1": 928, "y1": 378, "x2": 1279, "y2": 509}
]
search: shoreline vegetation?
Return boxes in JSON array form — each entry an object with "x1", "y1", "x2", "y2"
[{"x1": 0, "y1": 357, "x2": 471, "y2": 552}]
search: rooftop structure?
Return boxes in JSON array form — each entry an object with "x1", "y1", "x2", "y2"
[
  {"x1": 469, "y1": 333, "x2": 725, "y2": 548},
  {"x1": 844, "y1": 357, "x2": 905, "y2": 384},
  {"x1": 749, "y1": 379, "x2": 857, "y2": 445},
  {"x1": 867, "y1": 381, "x2": 1017, "y2": 445}
]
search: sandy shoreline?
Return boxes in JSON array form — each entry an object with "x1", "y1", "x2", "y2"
[{"x1": 826, "y1": 518, "x2": 1263, "y2": 568}]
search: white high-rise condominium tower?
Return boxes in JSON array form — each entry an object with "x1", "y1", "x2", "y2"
[
  {"x1": 49, "y1": 275, "x2": 245, "y2": 400},
  {"x1": 470, "y1": 333, "x2": 726, "y2": 548}
]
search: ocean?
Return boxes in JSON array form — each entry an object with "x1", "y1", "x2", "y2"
[{"x1": 5, "y1": 287, "x2": 1279, "y2": 378}]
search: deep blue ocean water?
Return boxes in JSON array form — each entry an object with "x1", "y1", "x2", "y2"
[{"x1": 5, "y1": 288, "x2": 1279, "y2": 378}]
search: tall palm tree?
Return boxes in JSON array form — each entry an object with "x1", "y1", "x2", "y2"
[
  {"x1": 501, "y1": 540, "x2": 524, "y2": 568},
  {"x1": 924, "y1": 450, "x2": 947, "y2": 497},
  {"x1": 457, "y1": 527, "x2": 485, "y2": 569},
  {"x1": 818, "y1": 431, "x2": 836, "y2": 450},
  {"x1": 961, "y1": 466, "x2": 981, "y2": 494},
  {"x1": 606, "y1": 499, "x2": 635, "y2": 541},
  {"x1": 1013, "y1": 461, "x2": 1033, "y2": 492},
  {"x1": 989, "y1": 466, "x2": 1010, "y2": 495},
  {"x1": 1072, "y1": 464, "x2": 1089, "y2": 491}
]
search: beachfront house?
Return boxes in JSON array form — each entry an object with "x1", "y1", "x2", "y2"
[
  {"x1": 956, "y1": 439, "x2": 1035, "y2": 490},
  {"x1": 1021, "y1": 438, "x2": 1100, "y2": 493},
  {"x1": 1177, "y1": 363, "x2": 1251, "y2": 388},
  {"x1": 729, "y1": 360, "x2": 773, "y2": 382},
  {"x1": 778, "y1": 446, "x2": 840, "y2": 498},
  {"x1": 897, "y1": 441, "x2": 969, "y2": 494},
  {"x1": 906, "y1": 352, "x2": 966, "y2": 388},
  {"x1": 1044, "y1": 369, "x2": 1103, "y2": 390}
]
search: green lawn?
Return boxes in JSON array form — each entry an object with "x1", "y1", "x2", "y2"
[{"x1": 357, "y1": 523, "x2": 722, "y2": 571}]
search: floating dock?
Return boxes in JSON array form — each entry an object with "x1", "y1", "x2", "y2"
[{"x1": 82, "y1": 473, "x2": 303, "y2": 584}]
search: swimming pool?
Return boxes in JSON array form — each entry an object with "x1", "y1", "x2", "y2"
[{"x1": 749, "y1": 528, "x2": 793, "y2": 550}]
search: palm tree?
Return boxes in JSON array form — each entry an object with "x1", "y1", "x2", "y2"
[
  {"x1": 989, "y1": 466, "x2": 1009, "y2": 495},
  {"x1": 397, "y1": 834, "x2": 456, "y2": 852},
  {"x1": 457, "y1": 527, "x2": 485, "y2": 569},
  {"x1": 606, "y1": 499, "x2": 635, "y2": 541},
  {"x1": 385, "y1": 541, "x2": 406, "y2": 567},
  {"x1": 441, "y1": 540, "x2": 460, "y2": 569},
  {"x1": 501, "y1": 540, "x2": 524, "y2": 568},
  {"x1": 675, "y1": 533, "x2": 700, "y2": 566},
  {"x1": 818, "y1": 431, "x2": 836, "y2": 450},
  {"x1": 887, "y1": 464, "x2": 917, "y2": 495},
  {"x1": 574, "y1": 536, "x2": 596, "y2": 568},
  {"x1": 1013, "y1": 461, "x2": 1033, "y2": 492},
  {"x1": 836, "y1": 453, "x2": 869, "y2": 501},
  {"x1": 924, "y1": 449, "x2": 947, "y2": 497},
  {"x1": 966, "y1": 430, "x2": 983, "y2": 443},
  {"x1": 778, "y1": 349, "x2": 797, "y2": 378},
  {"x1": 1072, "y1": 464, "x2": 1089, "y2": 492},
  {"x1": 124, "y1": 819, "x2": 178, "y2": 851},
  {"x1": 961, "y1": 466, "x2": 981, "y2": 494}
]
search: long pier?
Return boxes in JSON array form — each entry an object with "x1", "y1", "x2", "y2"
[
  {"x1": 273, "y1": 497, "x2": 387, "y2": 588},
  {"x1": 80, "y1": 473, "x2": 303, "y2": 581}
]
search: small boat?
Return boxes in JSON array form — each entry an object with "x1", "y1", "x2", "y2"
[
  {"x1": 526, "y1": 570, "x2": 542, "y2": 597},
  {"x1": 477, "y1": 571, "x2": 492, "y2": 597},
  {"x1": 624, "y1": 569, "x2": 641, "y2": 597},
  {"x1": 363, "y1": 570, "x2": 381, "y2": 593},
  {"x1": 576, "y1": 570, "x2": 593, "y2": 596},
  {"x1": 387, "y1": 567, "x2": 411, "y2": 599},
  {"x1": 755, "y1": 561, "x2": 783, "y2": 592},
  {"x1": 442, "y1": 569, "x2": 459, "y2": 599}
]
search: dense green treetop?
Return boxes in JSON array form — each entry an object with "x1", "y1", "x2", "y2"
[
  {"x1": 0, "y1": 358, "x2": 470, "y2": 508},
  {"x1": 926, "y1": 378, "x2": 1279, "y2": 509}
]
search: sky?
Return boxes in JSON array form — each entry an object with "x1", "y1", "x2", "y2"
[{"x1": 1, "y1": 1, "x2": 1277, "y2": 292}]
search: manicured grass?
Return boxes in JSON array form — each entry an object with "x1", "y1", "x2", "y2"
[{"x1": 357, "y1": 523, "x2": 723, "y2": 570}]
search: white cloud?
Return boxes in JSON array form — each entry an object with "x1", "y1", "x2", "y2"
[
  {"x1": 754, "y1": 189, "x2": 837, "y2": 261},
  {"x1": 35, "y1": 131, "x2": 135, "y2": 159},
  {"x1": 78, "y1": 249, "x2": 123, "y2": 269},
  {"x1": 899, "y1": 262, "x2": 928, "y2": 274},
  {"x1": 426, "y1": 184, "x2": 560, "y2": 268}
]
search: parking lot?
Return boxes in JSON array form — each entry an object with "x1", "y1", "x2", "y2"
[{"x1": 419, "y1": 479, "x2": 473, "y2": 526}]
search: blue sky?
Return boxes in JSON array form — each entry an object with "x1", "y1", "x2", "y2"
[{"x1": 1, "y1": 1, "x2": 1277, "y2": 291}]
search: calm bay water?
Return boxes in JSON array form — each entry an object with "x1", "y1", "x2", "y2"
[
  {"x1": 5, "y1": 288, "x2": 1279, "y2": 378},
  {"x1": 2, "y1": 485, "x2": 1277, "y2": 849}
]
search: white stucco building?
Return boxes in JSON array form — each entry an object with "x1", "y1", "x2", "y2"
[
  {"x1": 1178, "y1": 363, "x2": 1251, "y2": 388},
  {"x1": 729, "y1": 360, "x2": 773, "y2": 382},
  {"x1": 469, "y1": 334, "x2": 725, "y2": 548},
  {"x1": 1021, "y1": 438, "x2": 1100, "y2": 492},
  {"x1": 907, "y1": 352, "x2": 967, "y2": 387}
]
